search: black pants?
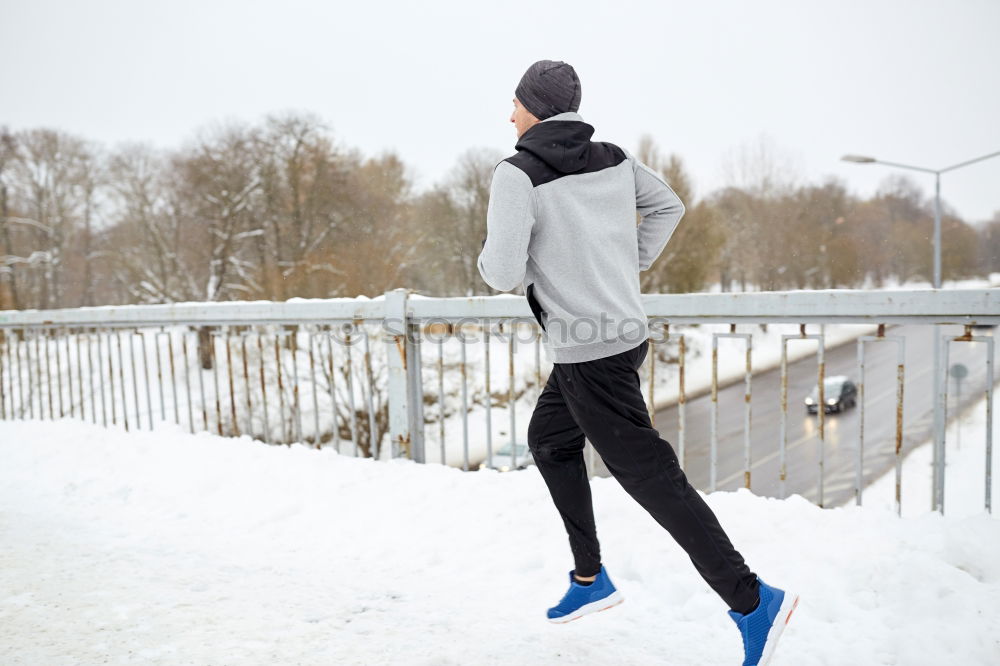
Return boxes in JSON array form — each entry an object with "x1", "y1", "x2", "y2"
[{"x1": 526, "y1": 340, "x2": 760, "y2": 615}]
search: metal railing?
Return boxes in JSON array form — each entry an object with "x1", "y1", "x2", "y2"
[{"x1": 1, "y1": 288, "x2": 996, "y2": 515}]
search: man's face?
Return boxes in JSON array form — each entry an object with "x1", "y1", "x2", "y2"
[{"x1": 510, "y1": 97, "x2": 540, "y2": 138}]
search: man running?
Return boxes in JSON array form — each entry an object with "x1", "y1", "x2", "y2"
[{"x1": 477, "y1": 59, "x2": 798, "y2": 666}]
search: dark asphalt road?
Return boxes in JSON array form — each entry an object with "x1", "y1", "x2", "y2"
[{"x1": 588, "y1": 324, "x2": 996, "y2": 507}]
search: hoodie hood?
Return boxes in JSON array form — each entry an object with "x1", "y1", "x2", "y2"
[{"x1": 514, "y1": 112, "x2": 595, "y2": 174}]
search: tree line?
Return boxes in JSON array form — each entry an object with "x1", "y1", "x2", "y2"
[{"x1": 1, "y1": 113, "x2": 996, "y2": 312}]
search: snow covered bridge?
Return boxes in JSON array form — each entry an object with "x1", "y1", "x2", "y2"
[{"x1": 1, "y1": 288, "x2": 999, "y2": 664}]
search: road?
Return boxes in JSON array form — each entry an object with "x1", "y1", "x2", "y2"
[{"x1": 589, "y1": 324, "x2": 996, "y2": 508}]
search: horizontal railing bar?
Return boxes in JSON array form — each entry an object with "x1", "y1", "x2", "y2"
[
  {"x1": 0, "y1": 299, "x2": 388, "y2": 328},
  {"x1": 639, "y1": 289, "x2": 1000, "y2": 322},
  {"x1": 409, "y1": 289, "x2": 1000, "y2": 324},
  {"x1": 2, "y1": 289, "x2": 997, "y2": 328},
  {"x1": 635, "y1": 315, "x2": 1000, "y2": 325}
]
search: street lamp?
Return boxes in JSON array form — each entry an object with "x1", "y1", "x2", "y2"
[
  {"x1": 841, "y1": 150, "x2": 1000, "y2": 289},
  {"x1": 841, "y1": 149, "x2": 1000, "y2": 514}
]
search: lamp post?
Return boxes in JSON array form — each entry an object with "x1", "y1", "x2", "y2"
[
  {"x1": 842, "y1": 150, "x2": 1000, "y2": 513},
  {"x1": 841, "y1": 151, "x2": 1000, "y2": 288}
]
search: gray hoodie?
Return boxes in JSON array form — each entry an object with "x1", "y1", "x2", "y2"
[{"x1": 477, "y1": 111, "x2": 685, "y2": 363}]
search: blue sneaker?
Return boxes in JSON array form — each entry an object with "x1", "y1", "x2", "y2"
[
  {"x1": 546, "y1": 564, "x2": 624, "y2": 623},
  {"x1": 728, "y1": 577, "x2": 799, "y2": 666}
]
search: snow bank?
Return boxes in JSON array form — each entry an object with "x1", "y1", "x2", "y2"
[{"x1": 1, "y1": 419, "x2": 998, "y2": 665}]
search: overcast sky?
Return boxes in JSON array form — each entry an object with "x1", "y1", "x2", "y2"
[{"x1": 2, "y1": 0, "x2": 998, "y2": 222}]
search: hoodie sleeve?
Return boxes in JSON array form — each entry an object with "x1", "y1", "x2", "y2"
[
  {"x1": 477, "y1": 160, "x2": 536, "y2": 292},
  {"x1": 627, "y1": 150, "x2": 686, "y2": 272}
]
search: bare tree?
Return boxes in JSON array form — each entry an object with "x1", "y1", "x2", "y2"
[
  {"x1": 171, "y1": 122, "x2": 263, "y2": 302},
  {"x1": 334, "y1": 151, "x2": 421, "y2": 296},
  {"x1": 5, "y1": 129, "x2": 99, "y2": 309},
  {"x1": 873, "y1": 175, "x2": 933, "y2": 283},
  {"x1": 408, "y1": 185, "x2": 460, "y2": 294},
  {"x1": 105, "y1": 143, "x2": 196, "y2": 303},
  {"x1": 635, "y1": 135, "x2": 722, "y2": 294},
  {"x1": 715, "y1": 135, "x2": 800, "y2": 291},
  {"x1": 438, "y1": 147, "x2": 504, "y2": 296},
  {"x1": 0, "y1": 127, "x2": 21, "y2": 310},
  {"x1": 255, "y1": 112, "x2": 353, "y2": 300},
  {"x1": 978, "y1": 211, "x2": 1000, "y2": 277},
  {"x1": 74, "y1": 143, "x2": 103, "y2": 306}
]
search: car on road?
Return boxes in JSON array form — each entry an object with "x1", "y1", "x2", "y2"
[
  {"x1": 479, "y1": 441, "x2": 534, "y2": 472},
  {"x1": 804, "y1": 375, "x2": 858, "y2": 414}
]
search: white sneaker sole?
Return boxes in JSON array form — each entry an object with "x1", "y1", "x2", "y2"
[
  {"x1": 758, "y1": 591, "x2": 800, "y2": 666},
  {"x1": 547, "y1": 590, "x2": 624, "y2": 624}
]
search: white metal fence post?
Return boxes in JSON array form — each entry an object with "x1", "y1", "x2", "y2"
[
  {"x1": 406, "y1": 313, "x2": 426, "y2": 463},
  {"x1": 385, "y1": 288, "x2": 416, "y2": 461}
]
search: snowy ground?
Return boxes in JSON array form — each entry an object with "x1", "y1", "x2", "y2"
[{"x1": 2, "y1": 419, "x2": 998, "y2": 665}]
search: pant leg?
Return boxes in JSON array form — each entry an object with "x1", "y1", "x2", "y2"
[
  {"x1": 553, "y1": 341, "x2": 760, "y2": 614},
  {"x1": 527, "y1": 368, "x2": 602, "y2": 578}
]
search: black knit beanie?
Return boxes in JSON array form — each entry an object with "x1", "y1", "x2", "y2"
[{"x1": 514, "y1": 60, "x2": 582, "y2": 120}]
